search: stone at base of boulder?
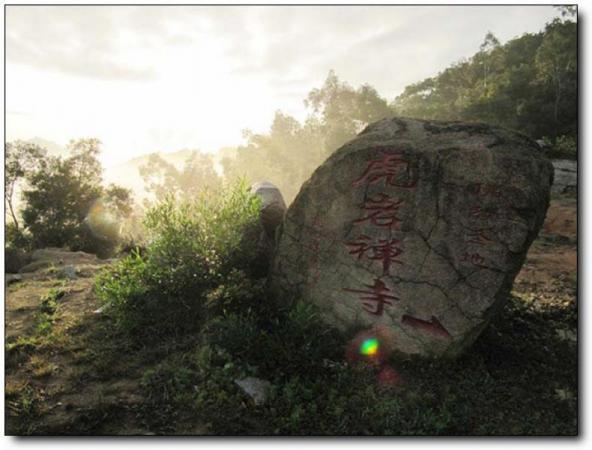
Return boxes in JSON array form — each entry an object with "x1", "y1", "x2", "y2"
[{"x1": 234, "y1": 377, "x2": 272, "y2": 405}]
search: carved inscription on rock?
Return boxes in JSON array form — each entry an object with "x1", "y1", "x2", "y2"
[{"x1": 270, "y1": 117, "x2": 553, "y2": 358}]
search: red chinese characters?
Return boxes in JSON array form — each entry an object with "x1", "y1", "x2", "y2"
[
  {"x1": 344, "y1": 278, "x2": 399, "y2": 316},
  {"x1": 352, "y1": 152, "x2": 417, "y2": 188},
  {"x1": 466, "y1": 228, "x2": 493, "y2": 246},
  {"x1": 474, "y1": 183, "x2": 503, "y2": 198},
  {"x1": 353, "y1": 193, "x2": 404, "y2": 230},
  {"x1": 343, "y1": 151, "x2": 418, "y2": 316},
  {"x1": 469, "y1": 205, "x2": 494, "y2": 220},
  {"x1": 460, "y1": 251, "x2": 486, "y2": 267},
  {"x1": 345, "y1": 235, "x2": 403, "y2": 276},
  {"x1": 401, "y1": 315, "x2": 451, "y2": 339}
]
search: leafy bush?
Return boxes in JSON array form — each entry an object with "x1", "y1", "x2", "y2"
[
  {"x1": 94, "y1": 180, "x2": 263, "y2": 338},
  {"x1": 8, "y1": 139, "x2": 134, "y2": 258},
  {"x1": 5, "y1": 244, "x2": 32, "y2": 274},
  {"x1": 6, "y1": 223, "x2": 32, "y2": 251},
  {"x1": 204, "y1": 302, "x2": 346, "y2": 381},
  {"x1": 545, "y1": 134, "x2": 577, "y2": 160},
  {"x1": 205, "y1": 269, "x2": 267, "y2": 316}
]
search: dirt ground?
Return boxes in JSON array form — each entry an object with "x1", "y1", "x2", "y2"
[
  {"x1": 514, "y1": 197, "x2": 577, "y2": 293},
  {"x1": 4, "y1": 195, "x2": 578, "y2": 435}
]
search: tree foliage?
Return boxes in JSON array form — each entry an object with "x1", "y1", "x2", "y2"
[
  {"x1": 223, "y1": 71, "x2": 392, "y2": 203},
  {"x1": 392, "y1": 15, "x2": 577, "y2": 141},
  {"x1": 139, "y1": 150, "x2": 221, "y2": 204},
  {"x1": 5, "y1": 141, "x2": 46, "y2": 233},
  {"x1": 19, "y1": 139, "x2": 133, "y2": 256},
  {"x1": 223, "y1": 13, "x2": 576, "y2": 203},
  {"x1": 306, "y1": 70, "x2": 392, "y2": 152}
]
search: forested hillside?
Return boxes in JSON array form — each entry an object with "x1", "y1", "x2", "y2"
[
  {"x1": 392, "y1": 15, "x2": 577, "y2": 141},
  {"x1": 223, "y1": 10, "x2": 577, "y2": 203}
]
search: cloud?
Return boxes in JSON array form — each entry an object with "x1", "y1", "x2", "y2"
[
  {"x1": 226, "y1": 5, "x2": 558, "y2": 101},
  {"x1": 7, "y1": 37, "x2": 156, "y2": 81},
  {"x1": 5, "y1": 4, "x2": 561, "y2": 166},
  {"x1": 6, "y1": 6, "x2": 162, "y2": 80},
  {"x1": 6, "y1": 5, "x2": 557, "y2": 89},
  {"x1": 7, "y1": 109, "x2": 32, "y2": 116}
]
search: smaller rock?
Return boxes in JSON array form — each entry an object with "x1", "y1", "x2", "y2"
[
  {"x1": 5, "y1": 274, "x2": 23, "y2": 284},
  {"x1": 19, "y1": 260, "x2": 53, "y2": 273},
  {"x1": 249, "y1": 181, "x2": 288, "y2": 272},
  {"x1": 536, "y1": 139, "x2": 551, "y2": 151},
  {"x1": 551, "y1": 159, "x2": 577, "y2": 196},
  {"x1": 234, "y1": 377, "x2": 272, "y2": 405},
  {"x1": 93, "y1": 305, "x2": 108, "y2": 315},
  {"x1": 251, "y1": 181, "x2": 287, "y2": 241},
  {"x1": 60, "y1": 265, "x2": 78, "y2": 280}
]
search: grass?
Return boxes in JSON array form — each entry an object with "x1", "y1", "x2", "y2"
[
  {"x1": 5, "y1": 284, "x2": 577, "y2": 435},
  {"x1": 29, "y1": 355, "x2": 58, "y2": 378},
  {"x1": 129, "y1": 292, "x2": 577, "y2": 436},
  {"x1": 5, "y1": 382, "x2": 42, "y2": 435}
]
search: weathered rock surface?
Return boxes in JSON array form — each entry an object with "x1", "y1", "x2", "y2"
[
  {"x1": 5, "y1": 274, "x2": 23, "y2": 284},
  {"x1": 30, "y1": 248, "x2": 99, "y2": 265},
  {"x1": 269, "y1": 117, "x2": 553, "y2": 358},
  {"x1": 60, "y1": 265, "x2": 78, "y2": 280},
  {"x1": 19, "y1": 247, "x2": 100, "y2": 278},
  {"x1": 551, "y1": 159, "x2": 577, "y2": 196}
]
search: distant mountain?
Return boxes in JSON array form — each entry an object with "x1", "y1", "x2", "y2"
[
  {"x1": 25, "y1": 137, "x2": 68, "y2": 157},
  {"x1": 102, "y1": 148, "x2": 233, "y2": 204},
  {"x1": 8, "y1": 139, "x2": 235, "y2": 208}
]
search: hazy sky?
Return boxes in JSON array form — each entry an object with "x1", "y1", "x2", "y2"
[{"x1": 6, "y1": 5, "x2": 560, "y2": 167}]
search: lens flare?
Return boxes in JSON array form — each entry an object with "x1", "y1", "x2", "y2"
[
  {"x1": 377, "y1": 364, "x2": 404, "y2": 389},
  {"x1": 360, "y1": 338, "x2": 379, "y2": 356},
  {"x1": 86, "y1": 199, "x2": 121, "y2": 239}
]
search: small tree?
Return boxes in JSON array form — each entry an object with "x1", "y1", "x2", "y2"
[
  {"x1": 21, "y1": 138, "x2": 133, "y2": 256},
  {"x1": 306, "y1": 70, "x2": 393, "y2": 153},
  {"x1": 4, "y1": 141, "x2": 45, "y2": 235}
]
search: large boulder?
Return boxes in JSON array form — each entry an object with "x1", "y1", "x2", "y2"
[
  {"x1": 18, "y1": 247, "x2": 99, "y2": 274},
  {"x1": 269, "y1": 118, "x2": 553, "y2": 358}
]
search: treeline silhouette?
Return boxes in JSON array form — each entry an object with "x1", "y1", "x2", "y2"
[{"x1": 222, "y1": 10, "x2": 577, "y2": 203}]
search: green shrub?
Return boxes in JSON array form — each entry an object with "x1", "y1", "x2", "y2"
[
  {"x1": 141, "y1": 363, "x2": 197, "y2": 405},
  {"x1": 545, "y1": 134, "x2": 577, "y2": 160},
  {"x1": 205, "y1": 302, "x2": 346, "y2": 381},
  {"x1": 6, "y1": 223, "x2": 32, "y2": 251},
  {"x1": 94, "y1": 251, "x2": 153, "y2": 335},
  {"x1": 94, "y1": 180, "x2": 263, "y2": 338},
  {"x1": 205, "y1": 269, "x2": 266, "y2": 316}
]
